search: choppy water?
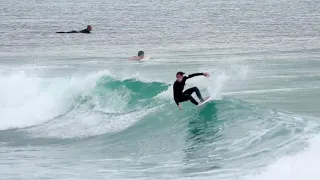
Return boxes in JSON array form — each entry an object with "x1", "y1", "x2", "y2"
[{"x1": 1, "y1": 0, "x2": 320, "y2": 179}]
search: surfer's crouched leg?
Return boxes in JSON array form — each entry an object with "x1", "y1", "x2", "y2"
[
  {"x1": 180, "y1": 94, "x2": 199, "y2": 105},
  {"x1": 188, "y1": 95, "x2": 198, "y2": 105},
  {"x1": 183, "y1": 87, "x2": 204, "y2": 102}
]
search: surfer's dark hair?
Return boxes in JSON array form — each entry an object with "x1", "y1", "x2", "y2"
[
  {"x1": 138, "y1": 51, "x2": 144, "y2": 56},
  {"x1": 176, "y1": 71, "x2": 185, "y2": 76}
]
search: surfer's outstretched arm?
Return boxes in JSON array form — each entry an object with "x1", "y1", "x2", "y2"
[{"x1": 186, "y1": 72, "x2": 210, "y2": 80}]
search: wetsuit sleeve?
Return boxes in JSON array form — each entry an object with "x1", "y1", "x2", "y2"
[
  {"x1": 173, "y1": 83, "x2": 179, "y2": 106},
  {"x1": 174, "y1": 97, "x2": 179, "y2": 106},
  {"x1": 79, "y1": 29, "x2": 90, "y2": 33},
  {"x1": 67, "y1": 30, "x2": 79, "y2": 33},
  {"x1": 185, "y1": 73, "x2": 204, "y2": 79}
]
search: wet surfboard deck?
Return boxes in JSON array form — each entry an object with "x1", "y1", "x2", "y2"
[{"x1": 197, "y1": 96, "x2": 212, "y2": 107}]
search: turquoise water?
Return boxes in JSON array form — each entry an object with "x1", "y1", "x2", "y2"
[{"x1": 1, "y1": 0, "x2": 320, "y2": 179}]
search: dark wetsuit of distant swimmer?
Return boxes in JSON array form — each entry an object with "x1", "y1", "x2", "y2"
[
  {"x1": 173, "y1": 71, "x2": 210, "y2": 110},
  {"x1": 56, "y1": 25, "x2": 92, "y2": 34}
]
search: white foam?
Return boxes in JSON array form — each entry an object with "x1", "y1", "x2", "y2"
[
  {"x1": 206, "y1": 65, "x2": 249, "y2": 99},
  {"x1": 246, "y1": 134, "x2": 320, "y2": 180},
  {"x1": 0, "y1": 68, "x2": 163, "y2": 137},
  {"x1": 27, "y1": 105, "x2": 161, "y2": 138},
  {"x1": 223, "y1": 87, "x2": 307, "y2": 95},
  {"x1": 0, "y1": 70, "x2": 110, "y2": 130}
]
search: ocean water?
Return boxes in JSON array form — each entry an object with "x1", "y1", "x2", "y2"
[{"x1": 1, "y1": 0, "x2": 320, "y2": 179}]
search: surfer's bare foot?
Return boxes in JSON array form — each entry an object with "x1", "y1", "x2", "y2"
[{"x1": 200, "y1": 99, "x2": 204, "y2": 102}]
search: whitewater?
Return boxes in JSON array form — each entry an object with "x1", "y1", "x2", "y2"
[{"x1": 1, "y1": 0, "x2": 320, "y2": 179}]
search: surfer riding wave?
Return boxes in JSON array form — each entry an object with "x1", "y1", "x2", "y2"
[{"x1": 173, "y1": 71, "x2": 210, "y2": 110}]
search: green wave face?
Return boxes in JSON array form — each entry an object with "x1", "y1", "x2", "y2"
[
  {"x1": 95, "y1": 77, "x2": 169, "y2": 105},
  {"x1": 71, "y1": 76, "x2": 170, "y2": 113}
]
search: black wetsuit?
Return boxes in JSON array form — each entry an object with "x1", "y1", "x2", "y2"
[
  {"x1": 56, "y1": 29, "x2": 90, "y2": 34},
  {"x1": 79, "y1": 29, "x2": 90, "y2": 33},
  {"x1": 173, "y1": 73, "x2": 204, "y2": 106}
]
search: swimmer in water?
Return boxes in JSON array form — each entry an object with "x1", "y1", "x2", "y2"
[
  {"x1": 56, "y1": 25, "x2": 92, "y2": 34},
  {"x1": 173, "y1": 71, "x2": 210, "y2": 110},
  {"x1": 130, "y1": 51, "x2": 150, "y2": 61}
]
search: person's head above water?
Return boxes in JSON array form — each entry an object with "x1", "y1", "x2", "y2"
[
  {"x1": 138, "y1": 51, "x2": 144, "y2": 58},
  {"x1": 176, "y1": 71, "x2": 185, "y2": 82},
  {"x1": 87, "y1": 25, "x2": 92, "y2": 31}
]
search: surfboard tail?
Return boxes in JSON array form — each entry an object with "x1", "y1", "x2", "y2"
[{"x1": 198, "y1": 96, "x2": 211, "y2": 107}]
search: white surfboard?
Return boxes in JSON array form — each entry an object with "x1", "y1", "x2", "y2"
[{"x1": 197, "y1": 96, "x2": 212, "y2": 107}]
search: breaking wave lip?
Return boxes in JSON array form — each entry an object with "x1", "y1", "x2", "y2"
[
  {"x1": 0, "y1": 70, "x2": 112, "y2": 130},
  {"x1": 0, "y1": 64, "x2": 236, "y2": 131},
  {"x1": 0, "y1": 63, "x2": 248, "y2": 131},
  {"x1": 0, "y1": 70, "x2": 173, "y2": 138},
  {"x1": 0, "y1": 69, "x2": 171, "y2": 130}
]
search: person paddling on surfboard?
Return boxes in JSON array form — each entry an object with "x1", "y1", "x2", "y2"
[
  {"x1": 173, "y1": 71, "x2": 210, "y2": 110},
  {"x1": 56, "y1": 25, "x2": 92, "y2": 34},
  {"x1": 130, "y1": 51, "x2": 151, "y2": 61}
]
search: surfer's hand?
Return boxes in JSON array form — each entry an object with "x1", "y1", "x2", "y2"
[
  {"x1": 203, "y1": 72, "x2": 210, "y2": 77},
  {"x1": 178, "y1": 104, "x2": 182, "y2": 110}
]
